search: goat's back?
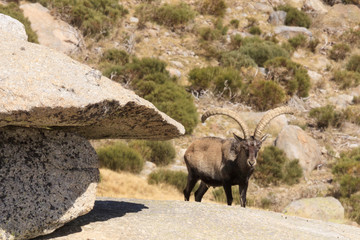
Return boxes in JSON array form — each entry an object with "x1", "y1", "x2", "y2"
[{"x1": 184, "y1": 137, "x2": 230, "y2": 180}]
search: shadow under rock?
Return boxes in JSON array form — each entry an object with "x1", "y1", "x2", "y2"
[{"x1": 32, "y1": 200, "x2": 148, "y2": 239}]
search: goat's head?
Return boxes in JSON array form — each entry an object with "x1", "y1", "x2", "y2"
[{"x1": 201, "y1": 106, "x2": 294, "y2": 168}]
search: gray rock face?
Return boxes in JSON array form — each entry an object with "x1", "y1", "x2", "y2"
[
  {"x1": 0, "y1": 13, "x2": 27, "y2": 41},
  {"x1": 268, "y1": 11, "x2": 287, "y2": 26},
  {"x1": 0, "y1": 29, "x2": 185, "y2": 139},
  {"x1": 0, "y1": 127, "x2": 99, "y2": 240},
  {"x1": 283, "y1": 197, "x2": 344, "y2": 223},
  {"x1": 274, "y1": 26, "x2": 312, "y2": 39},
  {"x1": 275, "y1": 125, "x2": 323, "y2": 175}
]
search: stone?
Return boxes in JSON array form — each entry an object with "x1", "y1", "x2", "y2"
[
  {"x1": 20, "y1": 3, "x2": 81, "y2": 54},
  {"x1": 0, "y1": 13, "x2": 27, "y2": 41},
  {"x1": 303, "y1": 0, "x2": 328, "y2": 14},
  {"x1": 0, "y1": 29, "x2": 185, "y2": 140},
  {"x1": 0, "y1": 127, "x2": 99, "y2": 240},
  {"x1": 275, "y1": 125, "x2": 323, "y2": 176},
  {"x1": 268, "y1": 11, "x2": 287, "y2": 25},
  {"x1": 283, "y1": 197, "x2": 345, "y2": 223},
  {"x1": 274, "y1": 26, "x2": 312, "y2": 39},
  {"x1": 328, "y1": 94, "x2": 354, "y2": 110},
  {"x1": 254, "y1": 3, "x2": 273, "y2": 13},
  {"x1": 129, "y1": 17, "x2": 139, "y2": 23},
  {"x1": 166, "y1": 67, "x2": 182, "y2": 78}
]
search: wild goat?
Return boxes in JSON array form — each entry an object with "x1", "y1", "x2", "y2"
[{"x1": 183, "y1": 106, "x2": 294, "y2": 207}]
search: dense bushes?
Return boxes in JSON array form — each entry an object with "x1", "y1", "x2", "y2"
[
  {"x1": 188, "y1": 66, "x2": 243, "y2": 98},
  {"x1": 102, "y1": 57, "x2": 198, "y2": 134},
  {"x1": 332, "y1": 70, "x2": 360, "y2": 89},
  {"x1": 332, "y1": 148, "x2": 360, "y2": 224},
  {"x1": 197, "y1": 0, "x2": 227, "y2": 17},
  {"x1": 97, "y1": 142, "x2": 145, "y2": 174},
  {"x1": 219, "y1": 51, "x2": 257, "y2": 69},
  {"x1": 0, "y1": 3, "x2": 38, "y2": 43},
  {"x1": 129, "y1": 140, "x2": 176, "y2": 166},
  {"x1": 264, "y1": 57, "x2": 311, "y2": 97},
  {"x1": 248, "y1": 80, "x2": 286, "y2": 111},
  {"x1": 309, "y1": 105, "x2": 343, "y2": 129},
  {"x1": 30, "y1": 0, "x2": 128, "y2": 37},
  {"x1": 329, "y1": 43, "x2": 350, "y2": 61},
  {"x1": 148, "y1": 169, "x2": 188, "y2": 192},
  {"x1": 136, "y1": 2, "x2": 195, "y2": 28},
  {"x1": 254, "y1": 146, "x2": 303, "y2": 186},
  {"x1": 346, "y1": 55, "x2": 360, "y2": 73},
  {"x1": 343, "y1": 106, "x2": 360, "y2": 126},
  {"x1": 277, "y1": 5, "x2": 311, "y2": 28}
]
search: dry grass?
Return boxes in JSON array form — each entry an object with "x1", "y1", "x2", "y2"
[{"x1": 97, "y1": 168, "x2": 185, "y2": 200}]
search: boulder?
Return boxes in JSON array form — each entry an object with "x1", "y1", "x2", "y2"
[
  {"x1": 268, "y1": 11, "x2": 287, "y2": 26},
  {"x1": 0, "y1": 127, "x2": 99, "y2": 240},
  {"x1": 0, "y1": 13, "x2": 27, "y2": 41},
  {"x1": 283, "y1": 197, "x2": 345, "y2": 223},
  {"x1": 274, "y1": 26, "x2": 312, "y2": 39},
  {"x1": 328, "y1": 94, "x2": 354, "y2": 110},
  {"x1": 20, "y1": 3, "x2": 81, "y2": 54},
  {"x1": 0, "y1": 17, "x2": 184, "y2": 240},
  {"x1": 275, "y1": 125, "x2": 322, "y2": 175},
  {"x1": 303, "y1": 0, "x2": 328, "y2": 14},
  {"x1": 314, "y1": 4, "x2": 360, "y2": 35}
]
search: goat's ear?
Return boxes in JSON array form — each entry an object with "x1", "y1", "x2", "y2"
[
  {"x1": 233, "y1": 133, "x2": 244, "y2": 142},
  {"x1": 259, "y1": 134, "x2": 269, "y2": 144}
]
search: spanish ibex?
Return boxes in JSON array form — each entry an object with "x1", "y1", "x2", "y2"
[{"x1": 183, "y1": 106, "x2": 294, "y2": 207}]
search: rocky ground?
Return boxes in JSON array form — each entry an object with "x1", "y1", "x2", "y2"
[{"x1": 32, "y1": 197, "x2": 360, "y2": 240}]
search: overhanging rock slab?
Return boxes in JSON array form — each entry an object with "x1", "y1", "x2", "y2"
[{"x1": 0, "y1": 30, "x2": 185, "y2": 140}]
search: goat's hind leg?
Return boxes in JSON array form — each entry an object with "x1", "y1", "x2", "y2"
[
  {"x1": 223, "y1": 183, "x2": 233, "y2": 206},
  {"x1": 183, "y1": 172, "x2": 198, "y2": 201},
  {"x1": 195, "y1": 181, "x2": 209, "y2": 202}
]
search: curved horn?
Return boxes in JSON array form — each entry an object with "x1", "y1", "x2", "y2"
[
  {"x1": 202, "y1": 108, "x2": 250, "y2": 139},
  {"x1": 253, "y1": 106, "x2": 295, "y2": 141}
]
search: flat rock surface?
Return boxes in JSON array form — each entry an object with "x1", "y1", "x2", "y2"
[
  {"x1": 0, "y1": 30, "x2": 184, "y2": 139},
  {"x1": 33, "y1": 198, "x2": 360, "y2": 240}
]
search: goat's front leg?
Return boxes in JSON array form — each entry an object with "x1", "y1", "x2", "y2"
[
  {"x1": 239, "y1": 181, "x2": 249, "y2": 207},
  {"x1": 223, "y1": 183, "x2": 233, "y2": 206}
]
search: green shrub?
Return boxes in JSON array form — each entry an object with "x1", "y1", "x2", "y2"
[
  {"x1": 0, "y1": 3, "x2": 38, "y2": 43},
  {"x1": 102, "y1": 57, "x2": 198, "y2": 134},
  {"x1": 353, "y1": 96, "x2": 360, "y2": 104},
  {"x1": 198, "y1": 0, "x2": 227, "y2": 17},
  {"x1": 283, "y1": 159, "x2": 303, "y2": 185},
  {"x1": 329, "y1": 43, "x2": 350, "y2": 61},
  {"x1": 130, "y1": 140, "x2": 176, "y2": 166},
  {"x1": 31, "y1": 0, "x2": 128, "y2": 37},
  {"x1": 230, "y1": 19, "x2": 239, "y2": 28},
  {"x1": 264, "y1": 57, "x2": 311, "y2": 97},
  {"x1": 101, "y1": 48, "x2": 129, "y2": 65},
  {"x1": 254, "y1": 146, "x2": 302, "y2": 186},
  {"x1": 288, "y1": 34, "x2": 307, "y2": 49},
  {"x1": 278, "y1": 5, "x2": 311, "y2": 28},
  {"x1": 153, "y1": 3, "x2": 196, "y2": 27},
  {"x1": 248, "y1": 80, "x2": 286, "y2": 111},
  {"x1": 341, "y1": 194, "x2": 360, "y2": 224},
  {"x1": 230, "y1": 34, "x2": 243, "y2": 49},
  {"x1": 343, "y1": 106, "x2": 360, "y2": 125},
  {"x1": 220, "y1": 51, "x2": 257, "y2": 69},
  {"x1": 346, "y1": 55, "x2": 360, "y2": 73},
  {"x1": 239, "y1": 37, "x2": 290, "y2": 67},
  {"x1": 341, "y1": 28, "x2": 360, "y2": 45},
  {"x1": 309, "y1": 105, "x2": 343, "y2": 129},
  {"x1": 97, "y1": 142, "x2": 144, "y2": 173},
  {"x1": 249, "y1": 26, "x2": 261, "y2": 35},
  {"x1": 199, "y1": 27, "x2": 222, "y2": 41},
  {"x1": 332, "y1": 70, "x2": 360, "y2": 89},
  {"x1": 254, "y1": 146, "x2": 286, "y2": 186},
  {"x1": 188, "y1": 66, "x2": 243, "y2": 99},
  {"x1": 148, "y1": 169, "x2": 188, "y2": 192},
  {"x1": 308, "y1": 38, "x2": 319, "y2": 53}
]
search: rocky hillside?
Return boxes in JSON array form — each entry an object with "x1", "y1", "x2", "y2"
[{"x1": 1, "y1": 0, "x2": 360, "y2": 232}]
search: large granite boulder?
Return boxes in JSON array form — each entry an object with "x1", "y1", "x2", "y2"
[
  {"x1": 0, "y1": 13, "x2": 27, "y2": 41},
  {"x1": 0, "y1": 15, "x2": 184, "y2": 240},
  {"x1": 275, "y1": 125, "x2": 323, "y2": 176},
  {"x1": 283, "y1": 197, "x2": 345, "y2": 223}
]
